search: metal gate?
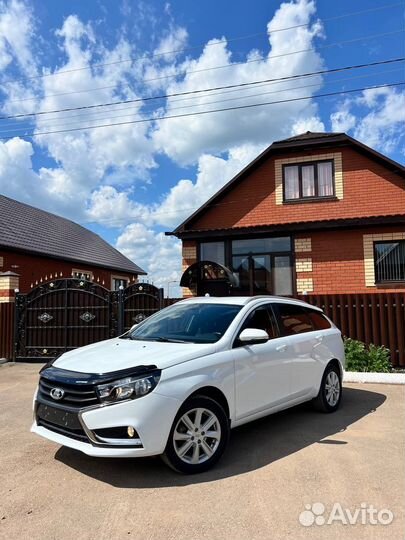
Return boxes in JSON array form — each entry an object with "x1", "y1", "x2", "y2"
[
  {"x1": 120, "y1": 282, "x2": 163, "y2": 332},
  {"x1": 15, "y1": 279, "x2": 163, "y2": 361}
]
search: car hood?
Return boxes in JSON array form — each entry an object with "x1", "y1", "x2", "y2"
[{"x1": 53, "y1": 338, "x2": 217, "y2": 374}]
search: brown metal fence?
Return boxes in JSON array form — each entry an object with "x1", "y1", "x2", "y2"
[
  {"x1": 0, "y1": 303, "x2": 14, "y2": 360},
  {"x1": 1, "y1": 290, "x2": 405, "y2": 366},
  {"x1": 297, "y1": 293, "x2": 405, "y2": 367}
]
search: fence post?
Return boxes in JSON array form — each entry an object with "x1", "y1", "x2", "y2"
[
  {"x1": 0, "y1": 272, "x2": 19, "y2": 361},
  {"x1": 117, "y1": 285, "x2": 125, "y2": 335}
]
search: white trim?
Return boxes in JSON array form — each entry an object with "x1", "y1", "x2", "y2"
[
  {"x1": 363, "y1": 232, "x2": 405, "y2": 287},
  {"x1": 344, "y1": 371, "x2": 405, "y2": 384},
  {"x1": 274, "y1": 152, "x2": 343, "y2": 205}
]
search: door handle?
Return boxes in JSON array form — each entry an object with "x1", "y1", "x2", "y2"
[
  {"x1": 276, "y1": 344, "x2": 288, "y2": 352},
  {"x1": 315, "y1": 335, "x2": 324, "y2": 343}
]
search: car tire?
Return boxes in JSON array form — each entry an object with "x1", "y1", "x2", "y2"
[
  {"x1": 313, "y1": 363, "x2": 342, "y2": 413},
  {"x1": 162, "y1": 395, "x2": 230, "y2": 474}
]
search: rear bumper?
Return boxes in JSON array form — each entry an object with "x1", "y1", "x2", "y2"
[{"x1": 32, "y1": 391, "x2": 181, "y2": 458}]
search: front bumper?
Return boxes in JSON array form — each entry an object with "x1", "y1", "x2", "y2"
[{"x1": 32, "y1": 391, "x2": 181, "y2": 458}]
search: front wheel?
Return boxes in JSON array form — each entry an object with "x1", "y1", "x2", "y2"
[
  {"x1": 313, "y1": 363, "x2": 342, "y2": 413},
  {"x1": 162, "y1": 396, "x2": 230, "y2": 474}
]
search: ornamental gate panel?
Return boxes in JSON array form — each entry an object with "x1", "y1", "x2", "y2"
[
  {"x1": 15, "y1": 279, "x2": 163, "y2": 362},
  {"x1": 15, "y1": 279, "x2": 118, "y2": 362},
  {"x1": 120, "y1": 282, "x2": 163, "y2": 332}
]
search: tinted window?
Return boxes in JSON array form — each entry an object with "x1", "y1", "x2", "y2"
[
  {"x1": 240, "y1": 305, "x2": 278, "y2": 339},
  {"x1": 232, "y1": 237, "x2": 291, "y2": 255},
  {"x1": 129, "y1": 302, "x2": 242, "y2": 344},
  {"x1": 200, "y1": 242, "x2": 225, "y2": 266},
  {"x1": 307, "y1": 309, "x2": 331, "y2": 330},
  {"x1": 274, "y1": 303, "x2": 313, "y2": 335}
]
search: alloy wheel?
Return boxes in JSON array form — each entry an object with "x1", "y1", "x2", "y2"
[
  {"x1": 173, "y1": 407, "x2": 221, "y2": 465},
  {"x1": 325, "y1": 370, "x2": 340, "y2": 406}
]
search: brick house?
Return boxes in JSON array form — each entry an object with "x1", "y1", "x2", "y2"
[
  {"x1": 167, "y1": 132, "x2": 405, "y2": 297},
  {"x1": 0, "y1": 195, "x2": 146, "y2": 296}
]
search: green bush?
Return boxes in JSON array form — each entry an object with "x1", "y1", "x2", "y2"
[{"x1": 344, "y1": 338, "x2": 392, "y2": 372}]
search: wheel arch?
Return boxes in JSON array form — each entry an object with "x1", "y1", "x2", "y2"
[
  {"x1": 185, "y1": 386, "x2": 230, "y2": 421},
  {"x1": 326, "y1": 358, "x2": 344, "y2": 380}
]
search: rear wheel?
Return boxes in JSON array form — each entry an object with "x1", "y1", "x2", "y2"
[
  {"x1": 313, "y1": 363, "x2": 342, "y2": 413},
  {"x1": 162, "y1": 395, "x2": 229, "y2": 474}
]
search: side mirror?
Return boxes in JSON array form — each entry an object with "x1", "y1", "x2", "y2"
[{"x1": 238, "y1": 328, "x2": 269, "y2": 345}]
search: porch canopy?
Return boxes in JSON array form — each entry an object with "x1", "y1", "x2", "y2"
[{"x1": 180, "y1": 260, "x2": 238, "y2": 296}]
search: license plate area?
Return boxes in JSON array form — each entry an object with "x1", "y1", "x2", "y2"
[{"x1": 37, "y1": 403, "x2": 83, "y2": 431}]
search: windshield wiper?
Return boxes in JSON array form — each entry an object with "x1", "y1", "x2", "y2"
[{"x1": 144, "y1": 336, "x2": 189, "y2": 343}]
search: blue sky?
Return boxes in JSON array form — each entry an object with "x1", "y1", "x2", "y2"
[{"x1": 0, "y1": 0, "x2": 404, "y2": 294}]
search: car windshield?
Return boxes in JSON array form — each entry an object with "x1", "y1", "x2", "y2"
[{"x1": 127, "y1": 302, "x2": 242, "y2": 344}]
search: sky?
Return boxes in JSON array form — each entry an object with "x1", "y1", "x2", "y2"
[{"x1": 0, "y1": 0, "x2": 404, "y2": 296}]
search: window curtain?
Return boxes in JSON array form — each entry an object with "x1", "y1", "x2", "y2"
[
  {"x1": 317, "y1": 162, "x2": 333, "y2": 196},
  {"x1": 302, "y1": 165, "x2": 315, "y2": 197},
  {"x1": 284, "y1": 166, "x2": 299, "y2": 199}
]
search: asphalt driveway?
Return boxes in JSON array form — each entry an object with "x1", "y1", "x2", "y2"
[{"x1": 0, "y1": 363, "x2": 404, "y2": 540}]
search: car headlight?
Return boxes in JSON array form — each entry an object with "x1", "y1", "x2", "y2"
[{"x1": 96, "y1": 371, "x2": 161, "y2": 403}]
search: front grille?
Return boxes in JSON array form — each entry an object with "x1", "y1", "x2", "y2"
[
  {"x1": 39, "y1": 377, "x2": 99, "y2": 407},
  {"x1": 36, "y1": 403, "x2": 89, "y2": 442}
]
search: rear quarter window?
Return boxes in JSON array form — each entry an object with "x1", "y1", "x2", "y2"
[
  {"x1": 306, "y1": 309, "x2": 331, "y2": 330},
  {"x1": 274, "y1": 303, "x2": 313, "y2": 336}
]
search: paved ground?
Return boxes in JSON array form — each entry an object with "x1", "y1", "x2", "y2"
[{"x1": 0, "y1": 363, "x2": 404, "y2": 540}]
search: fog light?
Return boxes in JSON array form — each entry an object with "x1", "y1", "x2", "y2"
[{"x1": 127, "y1": 426, "x2": 135, "y2": 438}]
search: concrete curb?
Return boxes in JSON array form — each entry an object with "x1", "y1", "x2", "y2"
[{"x1": 344, "y1": 371, "x2": 405, "y2": 384}]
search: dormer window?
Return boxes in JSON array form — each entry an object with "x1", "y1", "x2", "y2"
[{"x1": 282, "y1": 159, "x2": 335, "y2": 202}]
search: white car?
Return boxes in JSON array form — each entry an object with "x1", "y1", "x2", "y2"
[{"x1": 32, "y1": 296, "x2": 345, "y2": 474}]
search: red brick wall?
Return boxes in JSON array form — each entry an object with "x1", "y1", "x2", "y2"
[
  {"x1": 299, "y1": 226, "x2": 405, "y2": 294},
  {"x1": 0, "y1": 249, "x2": 139, "y2": 293},
  {"x1": 189, "y1": 147, "x2": 405, "y2": 231}
]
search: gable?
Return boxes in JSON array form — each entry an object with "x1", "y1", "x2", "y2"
[{"x1": 172, "y1": 136, "x2": 405, "y2": 235}]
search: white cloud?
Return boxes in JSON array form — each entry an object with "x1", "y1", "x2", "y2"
[
  {"x1": 329, "y1": 87, "x2": 405, "y2": 154},
  {"x1": 0, "y1": 0, "x2": 36, "y2": 74},
  {"x1": 86, "y1": 185, "x2": 153, "y2": 227},
  {"x1": 353, "y1": 88, "x2": 405, "y2": 153},
  {"x1": 0, "y1": 137, "x2": 37, "y2": 199},
  {"x1": 116, "y1": 223, "x2": 182, "y2": 295},
  {"x1": 151, "y1": 143, "x2": 264, "y2": 227},
  {"x1": 330, "y1": 102, "x2": 356, "y2": 133},
  {"x1": 154, "y1": 26, "x2": 188, "y2": 60},
  {"x1": 291, "y1": 116, "x2": 324, "y2": 135},
  {"x1": 152, "y1": 0, "x2": 324, "y2": 165},
  {"x1": 86, "y1": 142, "x2": 263, "y2": 229}
]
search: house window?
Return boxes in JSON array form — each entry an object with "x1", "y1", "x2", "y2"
[
  {"x1": 200, "y1": 241, "x2": 225, "y2": 266},
  {"x1": 374, "y1": 241, "x2": 405, "y2": 282},
  {"x1": 231, "y1": 236, "x2": 292, "y2": 295},
  {"x1": 283, "y1": 160, "x2": 334, "y2": 201},
  {"x1": 112, "y1": 277, "x2": 128, "y2": 290},
  {"x1": 72, "y1": 269, "x2": 93, "y2": 281}
]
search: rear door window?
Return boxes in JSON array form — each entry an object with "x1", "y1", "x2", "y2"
[{"x1": 273, "y1": 303, "x2": 314, "y2": 336}]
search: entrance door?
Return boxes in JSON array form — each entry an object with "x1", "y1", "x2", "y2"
[{"x1": 232, "y1": 254, "x2": 293, "y2": 296}]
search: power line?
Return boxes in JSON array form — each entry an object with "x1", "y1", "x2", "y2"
[
  {"x1": 2, "y1": 81, "x2": 403, "y2": 142},
  {"x1": 2, "y1": 57, "x2": 403, "y2": 121},
  {"x1": 4, "y1": 68, "x2": 401, "y2": 135},
  {"x1": 3, "y1": 27, "x2": 404, "y2": 106},
  {"x1": 1, "y1": 1, "x2": 402, "y2": 87}
]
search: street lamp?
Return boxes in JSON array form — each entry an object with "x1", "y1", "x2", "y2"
[{"x1": 167, "y1": 280, "x2": 178, "y2": 299}]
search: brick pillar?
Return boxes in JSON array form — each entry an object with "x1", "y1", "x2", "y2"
[
  {"x1": 0, "y1": 271, "x2": 20, "y2": 303},
  {"x1": 0, "y1": 272, "x2": 19, "y2": 361},
  {"x1": 181, "y1": 241, "x2": 197, "y2": 297}
]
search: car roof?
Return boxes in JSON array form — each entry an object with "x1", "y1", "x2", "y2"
[{"x1": 177, "y1": 295, "x2": 322, "y2": 311}]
